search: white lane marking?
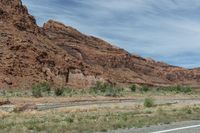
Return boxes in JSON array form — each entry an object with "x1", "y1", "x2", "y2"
[{"x1": 150, "y1": 124, "x2": 200, "y2": 133}]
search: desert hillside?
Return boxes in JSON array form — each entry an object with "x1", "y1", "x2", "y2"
[{"x1": 0, "y1": 0, "x2": 200, "y2": 89}]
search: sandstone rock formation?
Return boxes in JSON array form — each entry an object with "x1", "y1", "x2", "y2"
[{"x1": 0, "y1": 0, "x2": 200, "y2": 89}]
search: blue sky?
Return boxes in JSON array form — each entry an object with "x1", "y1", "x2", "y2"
[{"x1": 22, "y1": 0, "x2": 200, "y2": 68}]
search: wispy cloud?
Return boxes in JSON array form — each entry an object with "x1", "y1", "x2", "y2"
[{"x1": 22, "y1": 0, "x2": 200, "y2": 68}]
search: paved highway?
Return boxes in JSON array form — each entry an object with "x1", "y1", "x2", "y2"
[{"x1": 103, "y1": 120, "x2": 200, "y2": 133}]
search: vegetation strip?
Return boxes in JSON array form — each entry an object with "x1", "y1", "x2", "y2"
[{"x1": 1, "y1": 105, "x2": 200, "y2": 133}]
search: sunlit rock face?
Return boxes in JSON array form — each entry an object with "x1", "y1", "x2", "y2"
[{"x1": 0, "y1": 0, "x2": 200, "y2": 89}]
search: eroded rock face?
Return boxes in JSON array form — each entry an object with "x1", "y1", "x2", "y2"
[
  {"x1": 67, "y1": 69, "x2": 105, "y2": 88},
  {"x1": 0, "y1": 0, "x2": 200, "y2": 89},
  {"x1": 4, "y1": 77, "x2": 12, "y2": 85},
  {"x1": 0, "y1": 0, "x2": 40, "y2": 33}
]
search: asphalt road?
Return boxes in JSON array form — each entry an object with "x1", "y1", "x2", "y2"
[{"x1": 103, "y1": 120, "x2": 200, "y2": 133}]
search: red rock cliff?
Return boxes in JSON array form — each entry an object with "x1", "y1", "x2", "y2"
[{"x1": 0, "y1": 0, "x2": 200, "y2": 89}]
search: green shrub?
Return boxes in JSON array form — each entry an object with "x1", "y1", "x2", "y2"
[
  {"x1": 91, "y1": 81, "x2": 109, "y2": 93},
  {"x1": 181, "y1": 107, "x2": 193, "y2": 114},
  {"x1": 65, "y1": 117, "x2": 74, "y2": 123},
  {"x1": 90, "y1": 82, "x2": 108, "y2": 93},
  {"x1": 54, "y1": 87, "x2": 65, "y2": 96},
  {"x1": 62, "y1": 87, "x2": 78, "y2": 96},
  {"x1": 179, "y1": 86, "x2": 192, "y2": 93},
  {"x1": 31, "y1": 82, "x2": 51, "y2": 97},
  {"x1": 90, "y1": 82, "x2": 123, "y2": 97},
  {"x1": 186, "y1": 109, "x2": 192, "y2": 114},
  {"x1": 64, "y1": 87, "x2": 73, "y2": 94},
  {"x1": 157, "y1": 86, "x2": 192, "y2": 93},
  {"x1": 144, "y1": 98, "x2": 154, "y2": 108},
  {"x1": 32, "y1": 85, "x2": 42, "y2": 98},
  {"x1": 140, "y1": 85, "x2": 149, "y2": 92},
  {"x1": 130, "y1": 84, "x2": 136, "y2": 92},
  {"x1": 39, "y1": 82, "x2": 51, "y2": 94},
  {"x1": 105, "y1": 87, "x2": 124, "y2": 97}
]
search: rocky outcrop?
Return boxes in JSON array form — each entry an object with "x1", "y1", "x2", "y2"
[
  {"x1": 67, "y1": 69, "x2": 105, "y2": 88},
  {"x1": 0, "y1": 0, "x2": 40, "y2": 33},
  {"x1": 0, "y1": 0, "x2": 200, "y2": 89}
]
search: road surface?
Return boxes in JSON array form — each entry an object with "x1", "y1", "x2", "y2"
[{"x1": 103, "y1": 120, "x2": 200, "y2": 133}]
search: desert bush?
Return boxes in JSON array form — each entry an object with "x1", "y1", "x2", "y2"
[
  {"x1": 179, "y1": 107, "x2": 193, "y2": 115},
  {"x1": 39, "y1": 82, "x2": 51, "y2": 94},
  {"x1": 65, "y1": 117, "x2": 74, "y2": 123},
  {"x1": 140, "y1": 85, "x2": 149, "y2": 92},
  {"x1": 186, "y1": 108, "x2": 192, "y2": 114},
  {"x1": 144, "y1": 98, "x2": 154, "y2": 107},
  {"x1": 157, "y1": 86, "x2": 192, "y2": 93},
  {"x1": 32, "y1": 85, "x2": 42, "y2": 98},
  {"x1": 62, "y1": 87, "x2": 79, "y2": 96},
  {"x1": 90, "y1": 82, "x2": 107, "y2": 93},
  {"x1": 54, "y1": 87, "x2": 65, "y2": 96},
  {"x1": 31, "y1": 82, "x2": 51, "y2": 97},
  {"x1": 105, "y1": 87, "x2": 124, "y2": 97},
  {"x1": 90, "y1": 81, "x2": 108, "y2": 93},
  {"x1": 177, "y1": 86, "x2": 192, "y2": 93},
  {"x1": 63, "y1": 87, "x2": 73, "y2": 94},
  {"x1": 90, "y1": 82, "x2": 124, "y2": 97},
  {"x1": 130, "y1": 84, "x2": 136, "y2": 92}
]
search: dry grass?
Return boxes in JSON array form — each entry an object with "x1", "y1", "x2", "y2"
[{"x1": 0, "y1": 103, "x2": 200, "y2": 133}]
